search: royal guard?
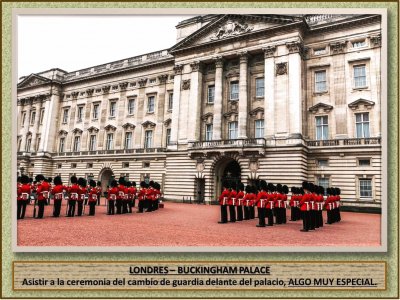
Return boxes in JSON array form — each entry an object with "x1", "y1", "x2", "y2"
[
  {"x1": 316, "y1": 186, "x2": 324, "y2": 228},
  {"x1": 255, "y1": 180, "x2": 268, "y2": 227},
  {"x1": 218, "y1": 181, "x2": 230, "y2": 224},
  {"x1": 282, "y1": 185, "x2": 289, "y2": 224},
  {"x1": 266, "y1": 183, "x2": 275, "y2": 226},
  {"x1": 116, "y1": 177, "x2": 126, "y2": 214},
  {"x1": 324, "y1": 187, "x2": 333, "y2": 224},
  {"x1": 242, "y1": 185, "x2": 252, "y2": 220},
  {"x1": 96, "y1": 181, "x2": 102, "y2": 205},
  {"x1": 275, "y1": 184, "x2": 284, "y2": 224},
  {"x1": 107, "y1": 180, "x2": 118, "y2": 215},
  {"x1": 289, "y1": 187, "x2": 300, "y2": 221},
  {"x1": 51, "y1": 176, "x2": 67, "y2": 217},
  {"x1": 17, "y1": 176, "x2": 22, "y2": 189},
  {"x1": 131, "y1": 182, "x2": 137, "y2": 208},
  {"x1": 236, "y1": 183, "x2": 244, "y2": 221},
  {"x1": 17, "y1": 175, "x2": 31, "y2": 219},
  {"x1": 67, "y1": 176, "x2": 79, "y2": 217},
  {"x1": 76, "y1": 178, "x2": 87, "y2": 216},
  {"x1": 335, "y1": 188, "x2": 341, "y2": 222},
  {"x1": 123, "y1": 181, "x2": 130, "y2": 214},
  {"x1": 46, "y1": 177, "x2": 53, "y2": 205},
  {"x1": 309, "y1": 183, "x2": 317, "y2": 230},
  {"x1": 125, "y1": 181, "x2": 133, "y2": 213},
  {"x1": 153, "y1": 182, "x2": 161, "y2": 211},
  {"x1": 146, "y1": 181, "x2": 155, "y2": 212},
  {"x1": 35, "y1": 174, "x2": 50, "y2": 219},
  {"x1": 228, "y1": 182, "x2": 237, "y2": 222},
  {"x1": 137, "y1": 181, "x2": 147, "y2": 213},
  {"x1": 299, "y1": 181, "x2": 311, "y2": 232},
  {"x1": 87, "y1": 180, "x2": 98, "y2": 216},
  {"x1": 249, "y1": 185, "x2": 256, "y2": 219}
]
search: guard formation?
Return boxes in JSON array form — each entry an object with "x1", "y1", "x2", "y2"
[
  {"x1": 218, "y1": 180, "x2": 341, "y2": 232},
  {"x1": 16, "y1": 174, "x2": 162, "y2": 219}
]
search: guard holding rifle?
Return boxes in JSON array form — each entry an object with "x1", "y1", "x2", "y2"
[
  {"x1": 17, "y1": 175, "x2": 31, "y2": 219},
  {"x1": 35, "y1": 174, "x2": 50, "y2": 219}
]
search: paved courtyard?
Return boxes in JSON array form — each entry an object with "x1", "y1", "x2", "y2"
[{"x1": 17, "y1": 200, "x2": 381, "y2": 247}]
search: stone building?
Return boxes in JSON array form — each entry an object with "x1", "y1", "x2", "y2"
[{"x1": 17, "y1": 14, "x2": 383, "y2": 211}]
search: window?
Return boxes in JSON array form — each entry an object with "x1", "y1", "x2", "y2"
[
  {"x1": 255, "y1": 120, "x2": 264, "y2": 138},
  {"x1": 18, "y1": 139, "x2": 22, "y2": 151},
  {"x1": 123, "y1": 162, "x2": 129, "y2": 168},
  {"x1": 87, "y1": 163, "x2": 93, "y2": 169},
  {"x1": 314, "y1": 48, "x2": 326, "y2": 55},
  {"x1": 36, "y1": 137, "x2": 40, "y2": 152},
  {"x1": 92, "y1": 104, "x2": 99, "y2": 120},
  {"x1": 144, "y1": 130, "x2": 153, "y2": 148},
  {"x1": 21, "y1": 112, "x2": 26, "y2": 126},
  {"x1": 207, "y1": 85, "x2": 215, "y2": 103},
  {"x1": 355, "y1": 113, "x2": 370, "y2": 138},
  {"x1": 106, "y1": 133, "x2": 114, "y2": 150},
  {"x1": 128, "y1": 99, "x2": 135, "y2": 115},
  {"x1": 317, "y1": 159, "x2": 328, "y2": 167},
  {"x1": 168, "y1": 93, "x2": 173, "y2": 110},
  {"x1": 166, "y1": 128, "x2": 171, "y2": 145},
  {"x1": 359, "y1": 179, "x2": 372, "y2": 198},
  {"x1": 57, "y1": 163, "x2": 62, "y2": 169},
  {"x1": 125, "y1": 132, "x2": 133, "y2": 149},
  {"x1": 39, "y1": 109, "x2": 45, "y2": 124},
  {"x1": 354, "y1": 65, "x2": 367, "y2": 88},
  {"x1": 255, "y1": 78, "x2": 264, "y2": 97},
  {"x1": 230, "y1": 81, "x2": 239, "y2": 100},
  {"x1": 59, "y1": 137, "x2": 65, "y2": 152},
  {"x1": 352, "y1": 40, "x2": 366, "y2": 48},
  {"x1": 77, "y1": 106, "x2": 84, "y2": 122},
  {"x1": 315, "y1": 70, "x2": 327, "y2": 92},
  {"x1": 71, "y1": 163, "x2": 77, "y2": 169},
  {"x1": 73, "y1": 136, "x2": 81, "y2": 152},
  {"x1": 318, "y1": 177, "x2": 329, "y2": 195},
  {"x1": 228, "y1": 121, "x2": 238, "y2": 140},
  {"x1": 359, "y1": 159, "x2": 371, "y2": 166},
  {"x1": 25, "y1": 138, "x2": 31, "y2": 152},
  {"x1": 205, "y1": 124, "x2": 213, "y2": 141},
  {"x1": 30, "y1": 111, "x2": 36, "y2": 125},
  {"x1": 143, "y1": 162, "x2": 150, "y2": 168},
  {"x1": 62, "y1": 109, "x2": 69, "y2": 124},
  {"x1": 147, "y1": 96, "x2": 155, "y2": 113},
  {"x1": 149, "y1": 78, "x2": 156, "y2": 84},
  {"x1": 316, "y1": 116, "x2": 328, "y2": 140},
  {"x1": 89, "y1": 135, "x2": 97, "y2": 151},
  {"x1": 109, "y1": 101, "x2": 116, "y2": 117}
]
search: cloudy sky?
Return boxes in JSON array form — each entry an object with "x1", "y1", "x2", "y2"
[{"x1": 17, "y1": 15, "x2": 191, "y2": 78}]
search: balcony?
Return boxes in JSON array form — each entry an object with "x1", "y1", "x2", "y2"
[
  {"x1": 51, "y1": 148, "x2": 166, "y2": 157},
  {"x1": 306, "y1": 137, "x2": 381, "y2": 147}
]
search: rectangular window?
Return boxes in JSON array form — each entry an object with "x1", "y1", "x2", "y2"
[
  {"x1": 318, "y1": 177, "x2": 329, "y2": 195},
  {"x1": 87, "y1": 163, "x2": 93, "y2": 169},
  {"x1": 106, "y1": 133, "x2": 114, "y2": 150},
  {"x1": 59, "y1": 137, "x2": 65, "y2": 152},
  {"x1": 314, "y1": 48, "x2": 326, "y2": 55},
  {"x1": 354, "y1": 65, "x2": 367, "y2": 88},
  {"x1": 168, "y1": 93, "x2": 173, "y2": 110},
  {"x1": 230, "y1": 81, "x2": 239, "y2": 100},
  {"x1": 166, "y1": 128, "x2": 171, "y2": 145},
  {"x1": 205, "y1": 124, "x2": 213, "y2": 141},
  {"x1": 359, "y1": 179, "x2": 372, "y2": 198},
  {"x1": 315, "y1": 70, "x2": 327, "y2": 92},
  {"x1": 147, "y1": 96, "x2": 155, "y2": 113},
  {"x1": 30, "y1": 111, "x2": 36, "y2": 125},
  {"x1": 125, "y1": 132, "x2": 133, "y2": 149},
  {"x1": 21, "y1": 112, "x2": 26, "y2": 126},
  {"x1": 123, "y1": 162, "x2": 129, "y2": 168},
  {"x1": 359, "y1": 159, "x2": 371, "y2": 166},
  {"x1": 128, "y1": 99, "x2": 135, "y2": 115},
  {"x1": 39, "y1": 109, "x2": 45, "y2": 125},
  {"x1": 316, "y1": 116, "x2": 329, "y2": 140},
  {"x1": 18, "y1": 139, "x2": 22, "y2": 151},
  {"x1": 207, "y1": 85, "x2": 215, "y2": 103},
  {"x1": 255, "y1": 78, "x2": 264, "y2": 97},
  {"x1": 352, "y1": 40, "x2": 366, "y2": 48},
  {"x1": 89, "y1": 135, "x2": 97, "y2": 151},
  {"x1": 57, "y1": 163, "x2": 62, "y2": 169},
  {"x1": 228, "y1": 121, "x2": 238, "y2": 140},
  {"x1": 92, "y1": 104, "x2": 99, "y2": 120},
  {"x1": 149, "y1": 78, "x2": 156, "y2": 84},
  {"x1": 317, "y1": 159, "x2": 328, "y2": 167},
  {"x1": 355, "y1": 112, "x2": 370, "y2": 138},
  {"x1": 73, "y1": 136, "x2": 81, "y2": 152},
  {"x1": 144, "y1": 130, "x2": 153, "y2": 148},
  {"x1": 71, "y1": 163, "x2": 77, "y2": 169},
  {"x1": 109, "y1": 101, "x2": 116, "y2": 117},
  {"x1": 255, "y1": 120, "x2": 264, "y2": 138},
  {"x1": 36, "y1": 137, "x2": 40, "y2": 152},
  {"x1": 62, "y1": 109, "x2": 69, "y2": 124},
  {"x1": 77, "y1": 106, "x2": 84, "y2": 122}
]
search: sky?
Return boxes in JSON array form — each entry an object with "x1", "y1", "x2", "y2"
[{"x1": 17, "y1": 15, "x2": 191, "y2": 78}]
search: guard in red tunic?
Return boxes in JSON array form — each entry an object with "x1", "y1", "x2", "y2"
[
  {"x1": 153, "y1": 182, "x2": 161, "y2": 210},
  {"x1": 123, "y1": 181, "x2": 130, "y2": 214},
  {"x1": 249, "y1": 185, "x2": 256, "y2": 219},
  {"x1": 282, "y1": 185, "x2": 289, "y2": 224},
  {"x1": 218, "y1": 181, "x2": 230, "y2": 224},
  {"x1": 51, "y1": 176, "x2": 67, "y2": 217},
  {"x1": 137, "y1": 181, "x2": 147, "y2": 213},
  {"x1": 236, "y1": 183, "x2": 244, "y2": 221},
  {"x1": 242, "y1": 185, "x2": 252, "y2": 220},
  {"x1": 299, "y1": 181, "x2": 311, "y2": 232},
  {"x1": 131, "y1": 182, "x2": 137, "y2": 208},
  {"x1": 335, "y1": 188, "x2": 342, "y2": 223},
  {"x1": 46, "y1": 177, "x2": 53, "y2": 205},
  {"x1": 316, "y1": 186, "x2": 324, "y2": 228},
  {"x1": 107, "y1": 180, "x2": 118, "y2": 215},
  {"x1": 35, "y1": 174, "x2": 50, "y2": 219},
  {"x1": 96, "y1": 181, "x2": 102, "y2": 205},
  {"x1": 146, "y1": 181, "x2": 154, "y2": 212},
  {"x1": 67, "y1": 176, "x2": 79, "y2": 217},
  {"x1": 228, "y1": 183, "x2": 237, "y2": 222},
  {"x1": 309, "y1": 183, "x2": 317, "y2": 230},
  {"x1": 87, "y1": 180, "x2": 98, "y2": 216},
  {"x1": 125, "y1": 181, "x2": 132, "y2": 213},
  {"x1": 116, "y1": 177, "x2": 125, "y2": 214},
  {"x1": 289, "y1": 187, "x2": 300, "y2": 221},
  {"x1": 255, "y1": 180, "x2": 268, "y2": 227},
  {"x1": 77, "y1": 178, "x2": 87, "y2": 216},
  {"x1": 275, "y1": 184, "x2": 284, "y2": 224},
  {"x1": 17, "y1": 175, "x2": 31, "y2": 219},
  {"x1": 266, "y1": 183, "x2": 276, "y2": 226}
]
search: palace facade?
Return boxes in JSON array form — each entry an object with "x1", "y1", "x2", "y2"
[{"x1": 17, "y1": 14, "x2": 383, "y2": 210}]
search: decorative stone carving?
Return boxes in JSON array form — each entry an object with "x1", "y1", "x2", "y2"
[
  {"x1": 249, "y1": 107, "x2": 264, "y2": 117},
  {"x1": 214, "y1": 56, "x2": 224, "y2": 68},
  {"x1": 158, "y1": 74, "x2": 169, "y2": 84},
  {"x1": 370, "y1": 34, "x2": 381, "y2": 47},
  {"x1": 263, "y1": 45, "x2": 277, "y2": 59},
  {"x1": 348, "y1": 99, "x2": 375, "y2": 110},
  {"x1": 330, "y1": 41, "x2": 347, "y2": 54},
  {"x1": 72, "y1": 128, "x2": 83, "y2": 135},
  {"x1": 238, "y1": 51, "x2": 249, "y2": 64},
  {"x1": 163, "y1": 118, "x2": 172, "y2": 126},
  {"x1": 87, "y1": 126, "x2": 99, "y2": 133},
  {"x1": 58, "y1": 130, "x2": 68, "y2": 136},
  {"x1": 201, "y1": 113, "x2": 213, "y2": 123},
  {"x1": 102, "y1": 85, "x2": 111, "y2": 93},
  {"x1": 86, "y1": 89, "x2": 94, "y2": 96},
  {"x1": 181, "y1": 79, "x2": 191, "y2": 90},
  {"x1": 308, "y1": 103, "x2": 334, "y2": 114},
  {"x1": 141, "y1": 120, "x2": 156, "y2": 129},
  {"x1": 104, "y1": 124, "x2": 117, "y2": 131},
  {"x1": 122, "y1": 123, "x2": 135, "y2": 130},
  {"x1": 71, "y1": 91, "x2": 79, "y2": 99},
  {"x1": 138, "y1": 78, "x2": 147, "y2": 88},
  {"x1": 119, "y1": 82, "x2": 128, "y2": 91},
  {"x1": 210, "y1": 19, "x2": 253, "y2": 40},
  {"x1": 286, "y1": 41, "x2": 308, "y2": 59},
  {"x1": 276, "y1": 62, "x2": 288, "y2": 76},
  {"x1": 190, "y1": 61, "x2": 202, "y2": 72},
  {"x1": 173, "y1": 65, "x2": 183, "y2": 75}
]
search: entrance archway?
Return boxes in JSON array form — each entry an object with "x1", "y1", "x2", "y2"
[
  {"x1": 214, "y1": 158, "x2": 241, "y2": 199},
  {"x1": 99, "y1": 168, "x2": 114, "y2": 195}
]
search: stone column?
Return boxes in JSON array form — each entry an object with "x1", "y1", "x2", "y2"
[
  {"x1": 41, "y1": 90, "x2": 62, "y2": 153},
  {"x1": 20, "y1": 99, "x2": 32, "y2": 152},
  {"x1": 133, "y1": 80, "x2": 146, "y2": 149},
  {"x1": 187, "y1": 61, "x2": 203, "y2": 142},
  {"x1": 263, "y1": 46, "x2": 276, "y2": 138},
  {"x1": 155, "y1": 74, "x2": 168, "y2": 147},
  {"x1": 238, "y1": 51, "x2": 249, "y2": 139},
  {"x1": 168, "y1": 65, "x2": 183, "y2": 149},
  {"x1": 30, "y1": 98, "x2": 43, "y2": 152},
  {"x1": 212, "y1": 56, "x2": 224, "y2": 140}
]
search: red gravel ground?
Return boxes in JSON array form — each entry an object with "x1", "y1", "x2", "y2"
[{"x1": 17, "y1": 200, "x2": 381, "y2": 247}]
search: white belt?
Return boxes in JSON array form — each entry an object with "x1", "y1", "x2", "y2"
[
  {"x1": 70, "y1": 193, "x2": 78, "y2": 200},
  {"x1": 294, "y1": 201, "x2": 299, "y2": 207},
  {"x1": 269, "y1": 200, "x2": 274, "y2": 209},
  {"x1": 329, "y1": 203, "x2": 332, "y2": 210},
  {"x1": 223, "y1": 197, "x2": 227, "y2": 205},
  {"x1": 124, "y1": 195, "x2": 129, "y2": 200},
  {"x1": 55, "y1": 193, "x2": 63, "y2": 200},
  {"x1": 110, "y1": 194, "x2": 116, "y2": 200},
  {"x1": 21, "y1": 193, "x2": 29, "y2": 200},
  {"x1": 232, "y1": 198, "x2": 236, "y2": 206},
  {"x1": 92, "y1": 194, "x2": 98, "y2": 200},
  {"x1": 80, "y1": 194, "x2": 85, "y2": 200},
  {"x1": 260, "y1": 199, "x2": 265, "y2": 208},
  {"x1": 306, "y1": 203, "x2": 310, "y2": 211},
  {"x1": 41, "y1": 191, "x2": 49, "y2": 199},
  {"x1": 246, "y1": 200, "x2": 250, "y2": 206},
  {"x1": 118, "y1": 192, "x2": 125, "y2": 197}
]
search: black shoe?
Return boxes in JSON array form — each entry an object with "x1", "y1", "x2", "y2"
[
  {"x1": 300, "y1": 229, "x2": 309, "y2": 232},
  {"x1": 267, "y1": 224, "x2": 273, "y2": 226},
  {"x1": 256, "y1": 224, "x2": 266, "y2": 227},
  {"x1": 218, "y1": 221, "x2": 227, "y2": 224}
]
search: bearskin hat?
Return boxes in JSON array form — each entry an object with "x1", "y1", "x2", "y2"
[
  {"x1": 89, "y1": 180, "x2": 96, "y2": 187},
  {"x1": 291, "y1": 186, "x2": 296, "y2": 193},
  {"x1": 222, "y1": 180, "x2": 230, "y2": 189},
  {"x1": 126, "y1": 181, "x2": 132, "y2": 187},
  {"x1": 140, "y1": 181, "x2": 146, "y2": 188},
  {"x1": 132, "y1": 181, "x2": 137, "y2": 187},
  {"x1": 259, "y1": 180, "x2": 267, "y2": 191},
  {"x1": 53, "y1": 176, "x2": 62, "y2": 186},
  {"x1": 29, "y1": 178, "x2": 33, "y2": 183},
  {"x1": 336, "y1": 187, "x2": 341, "y2": 195},
  {"x1": 302, "y1": 181, "x2": 309, "y2": 191},
  {"x1": 97, "y1": 181, "x2": 101, "y2": 187},
  {"x1": 155, "y1": 182, "x2": 161, "y2": 190},
  {"x1": 149, "y1": 180, "x2": 155, "y2": 188},
  {"x1": 331, "y1": 188, "x2": 336, "y2": 196},
  {"x1": 319, "y1": 186, "x2": 324, "y2": 195},
  {"x1": 245, "y1": 185, "x2": 252, "y2": 193},
  {"x1": 118, "y1": 177, "x2": 126, "y2": 185},
  {"x1": 47, "y1": 177, "x2": 52, "y2": 183},
  {"x1": 299, "y1": 187, "x2": 305, "y2": 195},
  {"x1": 267, "y1": 182, "x2": 275, "y2": 192},
  {"x1": 17, "y1": 176, "x2": 21, "y2": 183},
  {"x1": 35, "y1": 174, "x2": 45, "y2": 182},
  {"x1": 238, "y1": 182, "x2": 244, "y2": 191},
  {"x1": 21, "y1": 175, "x2": 30, "y2": 184},
  {"x1": 110, "y1": 179, "x2": 118, "y2": 188},
  {"x1": 70, "y1": 176, "x2": 78, "y2": 184},
  {"x1": 276, "y1": 183, "x2": 283, "y2": 193},
  {"x1": 283, "y1": 185, "x2": 289, "y2": 194},
  {"x1": 78, "y1": 177, "x2": 87, "y2": 187}
]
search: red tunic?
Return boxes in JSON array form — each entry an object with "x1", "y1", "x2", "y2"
[
  {"x1": 255, "y1": 191, "x2": 268, "y2": 208},
  {"x1": 137, "y1": 188, "x2": 146, "y2": 201},
  {"x1": 236, "y1": 191, "x2": 244, "y2": 206},
  {"x1": 299, "y1": 193, "x2": 312, "y2": 211},
  {"x1": 117, "y1": 185, "x2": 125, "y2": 200},
  {"x1": 107, "y1": 187, "x2": 119, "y2": 201},
  {"x1": 266, "y1": 193, "x2": 275, "y2": 209},
  {"x1": 17, "y1": 184, "x2": 31, "y2": 201},
  {"x1": 78, "y1": 187, "x2": 87, "y2": 202},
  {"x1": 36, "y1": 182, "x2": 50, "y2": 202},
  {"x1": 68, "y1": 184, "x2": 80, "y2": 200},
  {"x1": 218, "y1": 189, "x2": 230, "y2": 205},
  {"x1": 88, "y1": 187, "x2": 98, "y2": 202},
  {"x1": 229, "y1": 190, "x2": 237, "y2": 206},
  {"x1": 51, "y1": 185, "x2": 67, "y2": 200},
  {"x1": 275, "y1": 193, "x2": 285, "y2": 208}
]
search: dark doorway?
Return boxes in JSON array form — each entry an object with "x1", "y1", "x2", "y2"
[
  {"x1": 221, "y1": 160, "x2": 241, "y2": 192},
  {"x1": 195, "y1": 178, "x2": 205, "y2": 204},
  {"x1": 99, "y1": 168, "x2": 114, "y2": 195}
]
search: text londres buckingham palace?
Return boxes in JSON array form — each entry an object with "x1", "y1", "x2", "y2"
[{"x1": 17, "y1": 14, "x2": 382, "y2": 211}]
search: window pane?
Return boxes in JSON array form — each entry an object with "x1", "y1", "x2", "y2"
[
  {"x1": 208, "y1": 86, "x2": 215, "y2": 103},
  {"x1": 363, "y1": 123, "x2": 370, "y2": 138},
  {"x1": 256, "y1": 78, "x2": 264, "y2": 97},
  {"x1": 230, "y1": 82, "x2": 239, "y2": 100},
  {"x1": 206, "y1": 124, "x2": 213, "y2": 141},
  {"x1": 360, "y1": 179, "x2": 372, "y2": 198}
]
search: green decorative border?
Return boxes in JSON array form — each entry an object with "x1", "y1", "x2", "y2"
[{"x1": 2, "y1": 2, "x2": 398, "y2": 299}]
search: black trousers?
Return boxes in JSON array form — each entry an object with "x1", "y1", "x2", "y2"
[
  {"x1": 122, "y1": 201, "x2": 129, "y2": 214},
  {"x1": 128, "y1": 199, "x2": 133, "y2": 213},
  {"x1": 250, "y1": 206, "x2": 255, "y2": 219},
  {"x1": 266, "y1": 208, "x2": 274, "y2": 226},
  {"x1": 229, "y1": 205, "x2": 236, "y2": 222},
  {"x1": 282, "y1": 207, "x2": 287, "y2": 224},
  {"x1": 302, "y1": 210, "x2": 310, "y2": 231},
  {"x1": 237, "y1": 206, "x2": 243, "y2": 221},
  {"x1": 96, "y1": 194, "x2": 101, "y2": 205},
  {"x1": 132, "y1": 197, "x2": 136, "y2": 207},
  {"x1": 274, "y1": 208, "x2": 281, "y2": 224},
  {"x1": 77, "y1": 201, "x2": 84, "y2": 216},
  {"x1": 37, "y1": 201, "x2": 46, "y2": 218},
  {"x1": 152, "y1": 200, "x2": 158, "y2": 211},
  {"x1": 309, "y1": 210, "x2": 316, "y2": 230},
  {"x1": 116, "y1": 199, "x2": 122, "y2": 214},
  {"x1": 17, "y1": 200, "x2": 28, "y2": 219},
  {"x1": 244, "y1": 206, "x2": 250, "y2": 220},
  {"x1": 219, "y1": 205, "x2": 228, "y2": 223},
  {"x1": 108, "y1": 200, "x2": 115, "y2": 215},
  {"x1": 67, "y1": 200, "x2": 76, "y2": 217},
  {"x1": 257, "y1": 207, "x2": 266, "y2": 226},
  {"x1": 53, "y1": 199, "x2": 62, "y2": 217},
  {"x1": 138, "y1": 200, "x2": 144, "y2": 213},
  {"x1": 89, "y1": 202, "x2": 96, "y2": 216}
]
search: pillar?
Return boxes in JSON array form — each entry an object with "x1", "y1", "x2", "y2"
[
  {"x1": 187, "y1": 61, "x2": 203, "y2": 142},
  {"x1": 238, "y1": 51, "x2": 249, "y2": 139},
  {"x1": 212, "y1": 56, "x2": 224, "y2": 140}
]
